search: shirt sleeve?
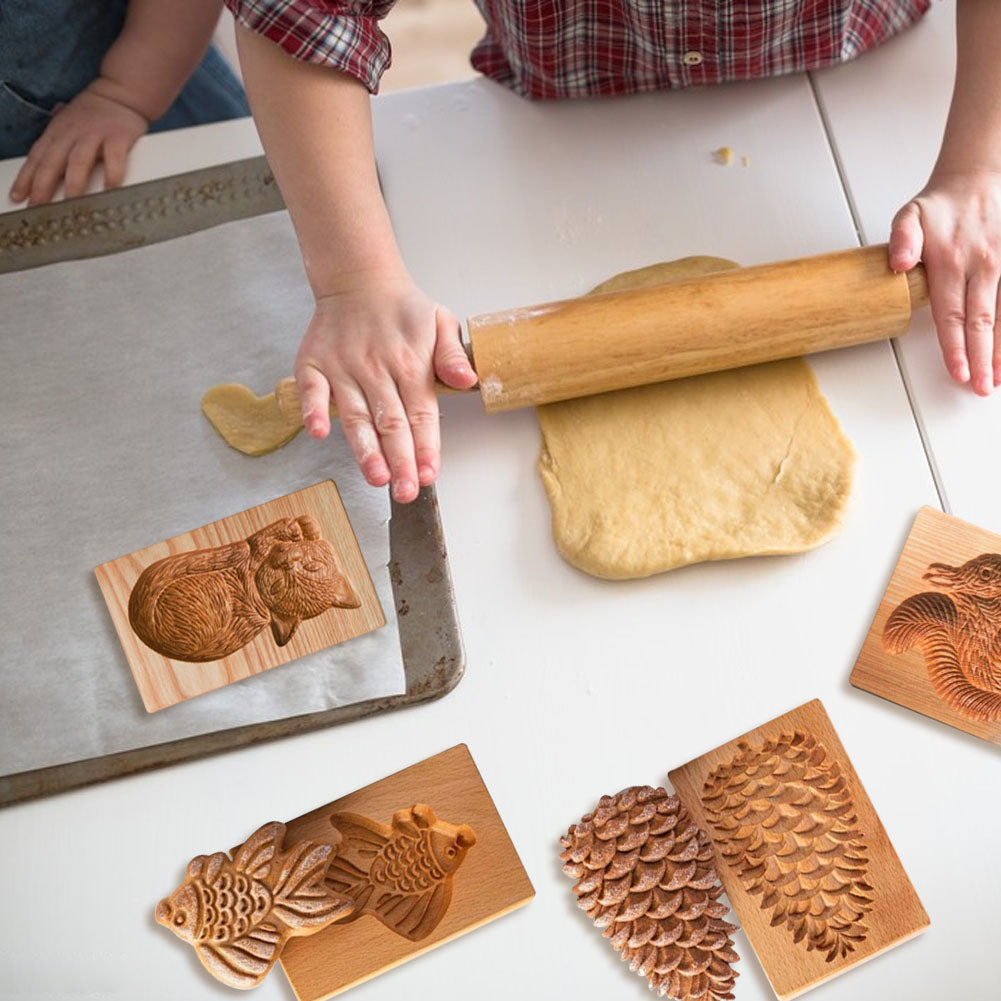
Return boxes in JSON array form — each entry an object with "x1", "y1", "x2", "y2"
[{"x1": 224, "y1": 0, "x2": 397, "y2": 93}]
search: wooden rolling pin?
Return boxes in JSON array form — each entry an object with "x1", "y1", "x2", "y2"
[{"x1": 275, "y1": 245, "x2": 929, "y2": 420}]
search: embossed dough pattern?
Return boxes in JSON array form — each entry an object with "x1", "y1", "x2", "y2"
[
  {"x1": 883, "y1": 553, "x2": 1001, "y2": 721},
  {"x1": 700, "y1": 731, "x2": 873, "y2": 963},
  {"x1": 156, "y1": 805, "x2": 476, "y2": 990},
  {"x1": 560, "y1": 786, "x2": 739, "y2": 1001},
  {"x1": 128, "y1": 514, "x2": 360, "y2": 662}
]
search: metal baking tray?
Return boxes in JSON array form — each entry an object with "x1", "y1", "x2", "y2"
[{"x1": 0, "y1": 158, "x2": 464, "y2": 806}]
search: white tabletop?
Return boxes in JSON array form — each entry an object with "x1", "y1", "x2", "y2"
[
  {"x1": 813, "y1": 0, "x2": 1001, "y2": 532},
  {"x1": 1, "y1": 44, "x2": 997, "y2": 1001}
]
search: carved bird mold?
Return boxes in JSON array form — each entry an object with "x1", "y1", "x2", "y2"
[
  {"x1": 156, "y1": 805, "x2": 476, "y2": 990},
  {"x1": 129, "y1": 515, "x2": 360, "y2": 662},
  {"x1": 883, "y1": 553, "x2": 1001, "y2": 721}
]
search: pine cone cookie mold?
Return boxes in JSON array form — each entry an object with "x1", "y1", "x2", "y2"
[
  {"x1": 701, "y1": 731, "x2": 873, "y2": 963},
  {"x1": 560, "y1": 786, "x2": 739, "y2": 1000}
]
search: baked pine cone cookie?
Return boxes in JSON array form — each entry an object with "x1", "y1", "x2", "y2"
[{"x1": 560, "y1": 786, "x2": 739, "y2": 1000}]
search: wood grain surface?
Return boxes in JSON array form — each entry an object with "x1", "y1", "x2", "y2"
[
  {"x1": 468, "y1": 245, "x2": 917, "y2": 412},
  {"x1": 669, "y1": 700, "x2": 928, "y2": 1000},
  {"x1": 279, "y1": 744, "x2": 535, "y2": 1000},
  {"x1": 851, "y1": 506, "x2": 1001, "y2": 745},
  {"x1": 95, "y1": 481, "x2": 385, "y2": 712}
]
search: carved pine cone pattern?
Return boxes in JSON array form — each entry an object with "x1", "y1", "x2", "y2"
[
  {"x1": 701, "y1": 731, "x2": 873, "y2": 963},
  {"x1": 560, "y1": 786, "x2": 739, "y2": 1000}
]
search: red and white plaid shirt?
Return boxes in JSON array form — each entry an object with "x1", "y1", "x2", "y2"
[{"x1": 224, "y1": 0, "x2": 930, "y2": 99}]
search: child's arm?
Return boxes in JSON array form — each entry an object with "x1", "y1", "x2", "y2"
[
  {"x1": 889, "y1": 0, "x2": 1001, "y2": 396},
  {"x1": 9, "y1": 0, "x2": 225, "y2": 205},
  {"x1": 234, "y1": 24, "x2": 477, "y2": 503}
]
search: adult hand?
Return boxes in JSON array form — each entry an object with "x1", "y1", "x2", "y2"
[
  {"x1": 295, "y1": 273, "x2": 478, "y2": 502},
  {"x1": 889, "y1": 168, "x2": 1001, "y2": 396}
]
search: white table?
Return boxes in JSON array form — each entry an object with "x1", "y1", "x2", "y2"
[
  {"x1": 1, "y1": 20, "x2": 997, "y2": 1000},
  {"x1": 814, "y1": 0, "x2": 1001, "y2": 531}
]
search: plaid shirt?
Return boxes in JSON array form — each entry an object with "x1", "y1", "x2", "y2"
[{"x1": 225, "y1": 0, "x2": 930, "y2": 99}]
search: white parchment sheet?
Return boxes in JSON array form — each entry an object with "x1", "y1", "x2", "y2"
[{"x1": 0, "y1": 212, "x2": 405, "y2": 775}]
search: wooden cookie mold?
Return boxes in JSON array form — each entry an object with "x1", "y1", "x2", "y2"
[
  {"x1": 129, "y1": 514, "x2": 360, "y2": 662},
  {"x1": 156, "y1": 745, "x2": 533, "y2": 998},
  {"x1": 157, "y1": 806, "x2": 475, "y2": 989},
  {"x1": 668, "y1": 700, "x2": 928, "y2": 1000},
  {"x1": 96, "y1": 481, "x2": 385, "y2": 712},
  {"x1": 852, "y1": 506, "x2": 1001, "y2": 745},
  {"x1": 701, "y1": 731, "x2": 872, "y2": 964}
]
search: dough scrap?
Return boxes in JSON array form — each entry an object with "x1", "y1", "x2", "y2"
[
  {"x1": 537, "y1": 257, "x2": 855, "y2": 580},
  {"x1": 201, "y1": 382, "x2": 302, "y2": 456}
]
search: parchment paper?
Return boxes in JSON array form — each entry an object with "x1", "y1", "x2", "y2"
[{"x1": 0, "y1": 212, "x2": 405, "y2": 775}]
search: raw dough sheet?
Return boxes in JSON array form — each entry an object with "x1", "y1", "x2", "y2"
[{"x1": 0, "y1": 212, "x2": 405, "y2": 776}]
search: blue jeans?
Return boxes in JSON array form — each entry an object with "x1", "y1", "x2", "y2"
[{"x1": 0, "y1": 0, "x2": 249, "y2": 160}]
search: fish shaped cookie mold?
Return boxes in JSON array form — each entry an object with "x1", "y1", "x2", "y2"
[
  {"x1": 326, "y1": 804, "x2": 477, "y2": 941},
  {"x1": 156, "y1": 806, "x2": 476, "y2": 990}
]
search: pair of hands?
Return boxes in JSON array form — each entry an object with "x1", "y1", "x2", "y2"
[
  {"x1": 8, "y1": 82, "x2": 148, "y2": 205},
  {"x1": 10, "y1": 101, "x2": 1001, "y2": 495},
  {"x1": 306, "y1": 171, "x2": 1001, "y2": 501}
]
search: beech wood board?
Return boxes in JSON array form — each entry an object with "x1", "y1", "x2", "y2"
[
  {"x1": 852, "y1": 506, "x2": 1001, "y2": 745},
  {"x1": 276, "y1": 744, "x2": 534, "y2": 1000},
  {"x1": 95, "y1": 481, "x2": 385, "y2": 712},
  {"x1": 669, "y1": 699, "x2": 928, "y2": 1000}
]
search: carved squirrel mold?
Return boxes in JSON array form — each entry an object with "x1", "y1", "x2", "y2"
[{"x1": 852, "y1": 506, "x2": 1001, "y2": 745}]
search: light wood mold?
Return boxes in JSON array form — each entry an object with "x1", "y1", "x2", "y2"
[
  {"x1": 157, "y1": 806, "x2": 476, "y2": 990},
  {"x1": 883, "y1": 553, "x2": 1001, "y2": 721},
  {"x1": 129, "y1": 514, "x2": 360, "y2": 662},
  {"x1": 96, "y1": 481, "x2": 386, "y2": 712},
  {"x1": 852, "y1": 505, "x2": 1001, "y2": 745},
  {"x1": 166, "y1": 746, "x2": 535, "y2": 1001},
  {"x1": 669, "y1": 700, "x2": 928, "y2": 1001},
  {"x1": 701, "y1": 731, "x2": 873, "y2": 963}
]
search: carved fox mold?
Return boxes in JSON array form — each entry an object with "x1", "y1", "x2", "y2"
[{"x1": 128, "y1": 515, "x2": 360, "y2": 662}]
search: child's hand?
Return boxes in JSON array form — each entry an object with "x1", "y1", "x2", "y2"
[
  {"x1": 295, "y1": 274, "x2": 478, "y2": 502},
  {"x1": 889, "y1": 169, "x2": 1001, "y2": 396},
  {"x1": 9, "y1": 83, "x2": 148, "y2": 206}
]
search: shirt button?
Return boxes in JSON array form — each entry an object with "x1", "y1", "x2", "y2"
[{"x1": 682, "y1": 51, "x2": 704, "y2": 66}]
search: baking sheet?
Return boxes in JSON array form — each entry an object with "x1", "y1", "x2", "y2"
[{"x1": 0, "y1": 212, "x2": 405, "y2": 776}]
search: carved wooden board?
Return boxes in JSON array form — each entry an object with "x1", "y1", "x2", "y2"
[
  {"x1": 668, "y1": 700, "x2": 928, "y2": 1001},
  {"x1": 277, "y1": 744, "x2": 535, "y2": 1000},
  {"x1": 95, "y1": 480, "x2": 385, "y2": 711},
  {"x1": 852, "y1": 506, "x2": 1001, "y2": 745}
]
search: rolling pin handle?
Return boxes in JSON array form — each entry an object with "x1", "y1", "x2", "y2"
[{"x1": 905, "y1": 263, "x2": 929, "y2": 310}]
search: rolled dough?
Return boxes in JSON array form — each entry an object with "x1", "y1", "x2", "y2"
[
  {"x1": 537, "y1": 257, "x2": 855, "y2": 580},
  {"x1": 201, "y1": 382, "x2": 303, "y2": 456}
]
